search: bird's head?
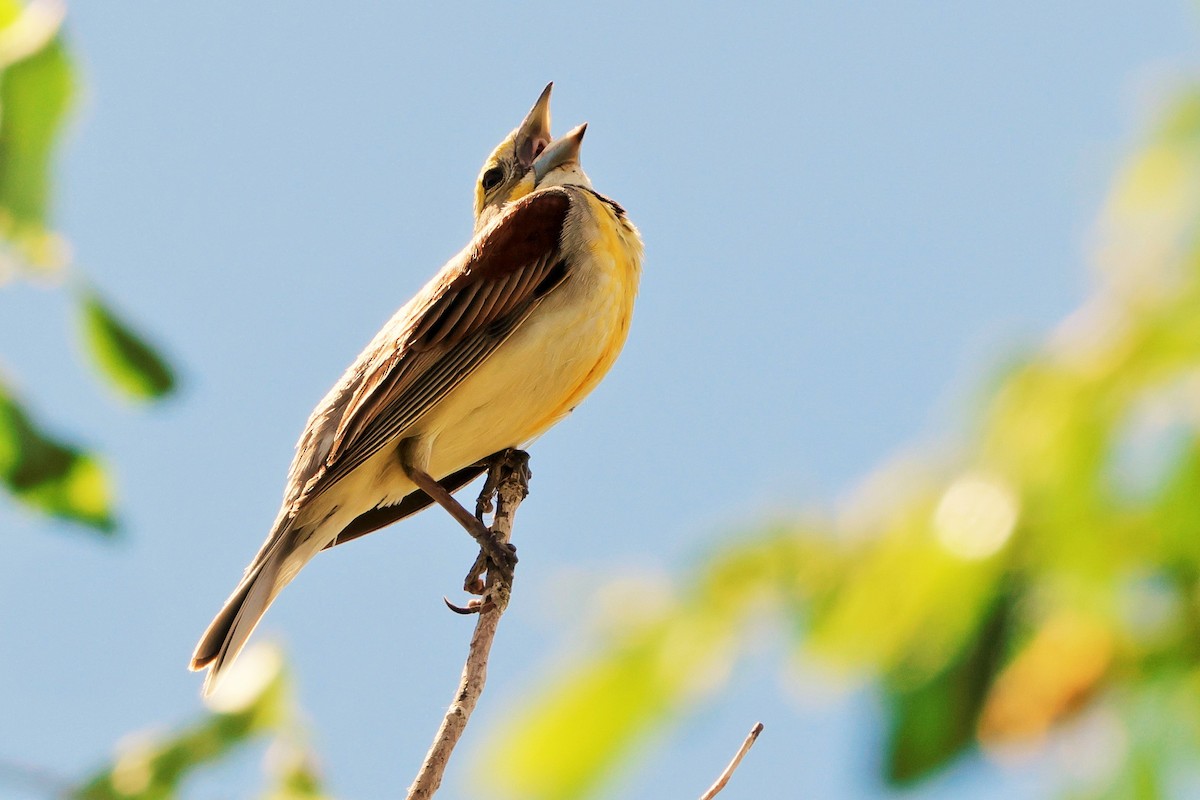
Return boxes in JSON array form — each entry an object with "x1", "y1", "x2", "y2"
[
  {"x1": 473, "y1": 83, "x2": 553, "y2": 231},
  {"x1": 530, "y1": 123, "x2": 591, "y2": 191}
]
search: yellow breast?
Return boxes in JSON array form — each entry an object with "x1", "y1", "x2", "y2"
[
  {"x1": 414, "y1": 187, "x2": 642, "y2": 480},
  {"x1": 528, "y1": 190, "x2": 642, "y2": 432}
]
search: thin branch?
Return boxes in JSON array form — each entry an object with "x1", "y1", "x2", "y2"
[
  {"x1": 405, "y1": 450, "x2": 530, "y2": 800},
  {"x1": 699, "y1": 722, "x2": 764, "y2": 800}
]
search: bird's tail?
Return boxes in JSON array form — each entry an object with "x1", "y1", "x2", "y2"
[{"x1": 190, "y1": 535, "x2": 292, "y2": 696}]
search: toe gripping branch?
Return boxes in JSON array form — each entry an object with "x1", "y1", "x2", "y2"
[{"x1": 445, "y1": 449, "x2": 531, "y2": 614}]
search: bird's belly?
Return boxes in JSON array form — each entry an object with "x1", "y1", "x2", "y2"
[{"x1": 420, "y1": 275, "x2": 632, "y2": 478}]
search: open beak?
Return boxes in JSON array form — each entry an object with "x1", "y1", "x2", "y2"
[
  {"x1": 515, "y1": 82, "x2": 554, "y2": 168},
  {"x1": 533, "y1": 123, "x2": 587, "y2": 182}
]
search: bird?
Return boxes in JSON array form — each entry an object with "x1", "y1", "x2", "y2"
[
  {"x1": 312, "y1": 83, "x2": 557, "y2": 551},
  {"x1": 190, "y1": 89, "x2": 643, "y2": 695}
]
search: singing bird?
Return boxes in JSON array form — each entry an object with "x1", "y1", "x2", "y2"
[
  {"x1": 191, "y1": 93, "x2": 643, "y2": 694},
  {"x1": 474, "y1": 82, "x2": 554, "y2": 231}
]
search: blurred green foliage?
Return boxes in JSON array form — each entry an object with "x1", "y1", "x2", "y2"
[
  {"x1": 59, "y1": 84, "x2": 1200, "y2": 797},
  {"x1": 0, "y1": 1, "x2": 178, "y2": 535},
  {"x1": 0, "y1": 376, "x2": 113, "y2": 530},
  {"x1": 472, "y1": 86, "x2": 1200, "y2": 799},
  {"x1": 79, "y1": 290, "x2": 177, "y2": 402},
  {"x1": 0, "y1": 0, "x2": 71, "y2": 269},
  {"x1": 4, "y1": 1, "x2": 1199, "y2": 797},
  {"x1": 74, "y1": 645, "x2": 332, "y2": 800}
]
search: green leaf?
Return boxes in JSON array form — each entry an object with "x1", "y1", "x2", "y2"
[
  {"x1": 0, "y1": 377, "x2": 114, "y2": 532},
  {"x1": 260, "y1": 745, "x2": 333, "y2": 800},
  {"x1": 884, "y1": 591, "x2": 1013, "y2": 784},
  {"x1": 483, "y1": 85, "x2": 1200, "y2": 798},
  {"x1": 0, "y1": 3, "x2": 74, "y2": 270},
  {"x1": 482, "y1": 636, "x2": 675, "y2": 800},
  {"x1": 1156, "y1": 87, "x2": 1200, "y2": 146},
  {"x1": 76, "y1": 645, "x2": 291, "y2": 800},
  {"x1": 481, "y1": 606, "x2": 740, "y2": 800},
  {"x1": 79, "y1": 291, "x2": 177, "y2": 402}
]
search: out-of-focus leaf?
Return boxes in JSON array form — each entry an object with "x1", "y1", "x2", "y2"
[
  {"x1": 480, "y1": 531, "x2": 831, "y2": 800},
  {"x1": 977, "y1": 612, "x2": 1113, "y2": 746},
  {"x1": 1153, "y1": 440, "x2": 1200, "y2": 570},
  {"x1": 801, "y1": 472, "x2": 1008, "y2": 686},
  {"x1": 79, "y1": 290, "x2": 177, "y2": 402},
  {"x1": 482, "y1": 610, "x2": 735, "y2": 800},
  {"x1": 1156, "y1": 88, "x2": 1200, "y2": 146},
  {"x1": 0, "y1": 0, "x2": 74, "y2": 272},
  {"x1": 486, "y1": 83, "x2": 1200, "y2": 799},
  {"x1": 1071, "y1": 675, "x2": 1200, "y2": 800},
  {"x1": 0, "y1": 377, "x2": 113, "y2": 531},
  {"x1": 260, "y1": 743, "x2": 333, "y2": 800},
  {"x1": 1086, "y1": 755, "x2": 1162, "y2": 800},
  {"x1": 76, "y1": 645, "x2": 291, "y2": 800},
  {"x1": 885, "y1": 591, "x2": 1013, "y2": 784}
]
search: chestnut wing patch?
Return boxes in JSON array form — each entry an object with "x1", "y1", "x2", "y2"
[{"x1": 308, "y1": 189, "x2": 572, "y2": 497}]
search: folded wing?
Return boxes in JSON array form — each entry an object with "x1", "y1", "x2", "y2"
[{"x1": 289, "y1": 188, "x2": 572, "y2": 531}]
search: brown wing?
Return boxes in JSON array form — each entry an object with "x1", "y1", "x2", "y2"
[{"x1": 292, "y1": 187, "x2": 573, "y2": 510}]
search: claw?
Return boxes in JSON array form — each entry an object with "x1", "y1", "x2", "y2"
[
  {"x1": 443, "y1": 596, "x2": 484, "y2": 615},
  {"x1": 463, "y1": 550, "x2": 489, "y2": 595},
  {"x1": 449, "y1": 449, "x2": 528, "y2": 610}
]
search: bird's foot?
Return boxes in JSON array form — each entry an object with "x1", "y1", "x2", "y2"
[
  {"x1": 451, "y1": 538, "x2": 517, "y2": 613},
  {"x1": 448, "y1": 448, "x2": 529, "y2": 613},
  {"x1": 465, "y1": 537, "x2": 517, "y2": 593},
  {"x1": 474, "y1": 448, "x2": 528, "y2": 521},
  {"x1": 463, "y1": 551, "x2": 489, "y2": 595},
  {"x1": 458, "y1": 532, "x2": 516, "y2": 599},
  {"x1": 474, "y1": 457, "x2": 503, "y2": 522}
]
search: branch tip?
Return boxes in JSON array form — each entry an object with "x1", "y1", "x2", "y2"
[{"x1": 699, "y1": 721, "x2": 765, "y2": 800}]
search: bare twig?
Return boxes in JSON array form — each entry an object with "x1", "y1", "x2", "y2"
[
  {"x1": 405, "y1": 450, "x2": 530, "y2": 800},
  {"x1": 699, "y1": 722, "x2": 764, "y2": 800}
]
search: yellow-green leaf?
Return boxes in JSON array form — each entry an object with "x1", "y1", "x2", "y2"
[
  {"x1": 885, "y1": 592, "x2": 1013, "y2": 784},
  {"x1": 76, "y1": 645, "x2": 292, "y2": 800},
  {"x1": 0, "y1": 2, "x2": 74, "y2": 271},
  {"x1": 80, "y1": 291, "x2": 177, "y2": 402},
  {"x1": 0, "y1": 377, "x2": 114, "y2": 532},
  {"x1": 260, "y1": 745, "x2": 333, "y2": 800}
]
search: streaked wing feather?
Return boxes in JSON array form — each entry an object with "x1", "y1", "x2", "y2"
[
  {"x1": 474, "y1": 274, "x2": 516, "y2": 324},
  {"x1": 291, "y1": 188, "x2": 572, "y2": 509},
  {"x1": 320, "y1": 331, "x2": 500, "y2": 485}
]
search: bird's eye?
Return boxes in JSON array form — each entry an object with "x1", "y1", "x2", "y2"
[{"x1": 481, "y1": 167, "x2": 504, "y2": 191}]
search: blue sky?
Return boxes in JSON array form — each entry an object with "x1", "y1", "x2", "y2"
[{"x1": 2, "y1": 3, "x2": 1197, "y2": 798}]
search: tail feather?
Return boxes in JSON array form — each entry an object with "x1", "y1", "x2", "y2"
[{"x1": 190, "y1": 543, "x2": 287, "y2": 696}]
